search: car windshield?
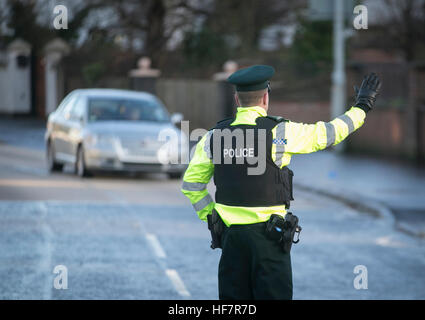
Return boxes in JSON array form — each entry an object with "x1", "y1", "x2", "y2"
[{"x1": 87, "y1": 97, "x2": 170, "y2": 122}]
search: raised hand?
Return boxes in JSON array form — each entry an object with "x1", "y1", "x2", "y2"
[{"x1": 354, "y1": 72, "x2": 382, "y2": 112}]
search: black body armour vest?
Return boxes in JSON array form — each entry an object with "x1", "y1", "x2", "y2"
[{"x1": 210, "y1": 116, "x2": 294, "y2": 208}]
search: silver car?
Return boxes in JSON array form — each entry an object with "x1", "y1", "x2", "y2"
[{"x1": 45, "y1": 89, "x2": 188, "y2": 178}]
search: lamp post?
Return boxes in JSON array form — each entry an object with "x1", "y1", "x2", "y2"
[{"x1": 330, "y1": 0, "x2": 346, "y2": 152}]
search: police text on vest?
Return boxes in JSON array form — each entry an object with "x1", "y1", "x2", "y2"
[{"x1": 223, "y1": 148, "x2": 254, "y2": 158}]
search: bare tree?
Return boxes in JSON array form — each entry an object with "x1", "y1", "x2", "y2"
[
  {"x1": 0, "y1": 0, "x2": 8, "y2": 38},
  {"x1": 381, "y1": 0, "x2": 425, "y2": 61},
  {"x1": 204, "y1": 0, "x2": 304, "y2": 55},
  {"x1": 2, "y1": 0, "x2": 107, "y2": 49},
  {"x1": 103, "y1": 0, "x2": 210, "y2": 66}
]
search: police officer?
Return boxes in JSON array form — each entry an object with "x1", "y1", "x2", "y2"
[{"x1": 181, "y1": 65, "x2": 381, "y2": 300}]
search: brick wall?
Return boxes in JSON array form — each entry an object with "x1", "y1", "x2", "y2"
[
  {"x1": 348, "y1": 109, "x2": 404, "y2": 156},
  {"x1": 34, "y1": 56, "x2": 45, "y2": 118}
]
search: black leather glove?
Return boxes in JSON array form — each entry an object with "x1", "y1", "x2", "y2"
[{"x1": 354, "y1": 72, "x2": 382, "y2": 113}]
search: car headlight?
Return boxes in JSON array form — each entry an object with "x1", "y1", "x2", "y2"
[
  {"x1": 85, "y1": 134, "x2": 115, "y2": 147},
  {"x1": 85, "y1": 133, "x2": 97, "y2": 146}
]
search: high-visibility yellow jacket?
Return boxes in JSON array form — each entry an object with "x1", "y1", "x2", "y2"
[{"x1": 181, "y1": 105, "x2": 366, "y2": 226}]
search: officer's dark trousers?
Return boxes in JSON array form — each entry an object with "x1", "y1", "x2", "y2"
[{"x1": 218, "y1": 222, "x2": 293, "y2": 300}]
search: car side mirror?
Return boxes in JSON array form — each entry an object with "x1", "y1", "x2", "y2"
[{"x1": 171, "y1": 113, "x2": 183, "y2": 125}]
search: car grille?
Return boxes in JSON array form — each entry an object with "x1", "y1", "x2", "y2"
[{"x1": 118, "y1": 137, "x2": 162, "y2": 157}]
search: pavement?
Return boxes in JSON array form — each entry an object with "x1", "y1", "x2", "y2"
[
  {"x1": 0, "y1": 116, "x2": 424, "y2": 299},
  {"x1": 0, "y1": 117, "x2": 46, "y2": 150}
]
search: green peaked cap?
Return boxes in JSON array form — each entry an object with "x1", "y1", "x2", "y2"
[{"x1": 227, "y1": 65, "x2": 275, "y2": 92}]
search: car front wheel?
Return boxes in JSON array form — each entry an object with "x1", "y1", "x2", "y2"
[
  {"x1": 75, "y1": 145, "x2": 91, "y2": 178},
  {"x1": 46, "y1": 141, "x2": 64, "y2": 173}
]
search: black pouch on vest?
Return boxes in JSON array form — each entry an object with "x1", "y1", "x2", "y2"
[
  {"x1": 279, "y1": 168, "x2": 294, "y2": 209},
  {"x1": 207, "y1": 209, "x2": 226, "y2": 250},
  {"x1": 265, "y1": 212, "x2": 302, "y2": 253}
]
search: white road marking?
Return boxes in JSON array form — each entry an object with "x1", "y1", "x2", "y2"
[
  {"x1": 98, "y1": 191, "x2": 191, "y2": 299},
  {"x1": 37, "y1": 202, "x2": 53, "y2": 300},
  {"x1": 165, "y1": 269, "x2": 191, "y2": 298},
  {"x1": 145, "y1": 233, "x2": 167, "y2": 259}
]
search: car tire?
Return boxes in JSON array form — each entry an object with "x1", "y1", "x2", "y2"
[
  {"x1": 167, "y1": 172, "x2": 183, "y2": 179},
  {"x1": 76, "y1": 145, "x2": 91, "y2": 178},
  {"x1": 46, "y1": 141, "x2": 64, "y2": 173}
]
